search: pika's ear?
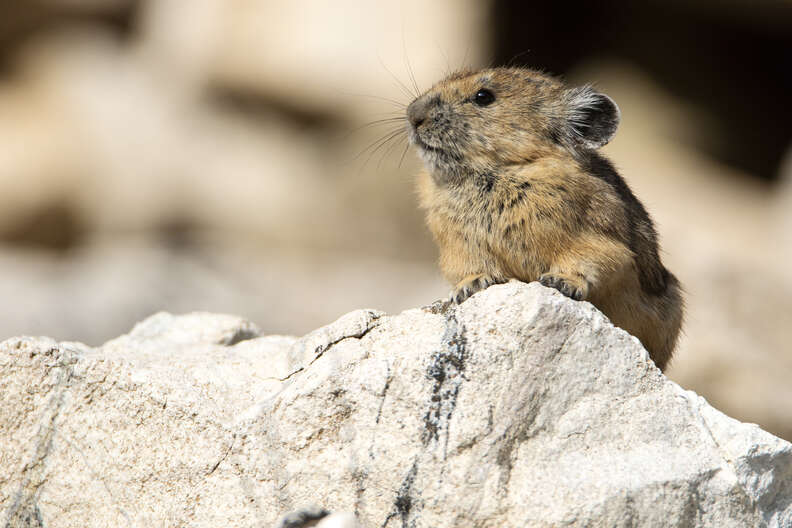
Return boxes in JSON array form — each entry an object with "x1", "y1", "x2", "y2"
[{"x1": 565, "y1": 86, "x2": 620, "y2": 149}]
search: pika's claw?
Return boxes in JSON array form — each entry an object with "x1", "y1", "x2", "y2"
[
  {"x1": 452, "y1": 274, "x2": 502, "y2": 304},
  {"x1": 539, "y1": 273, "x2": 587, "y2": 301}
]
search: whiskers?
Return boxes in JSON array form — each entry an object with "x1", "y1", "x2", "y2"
[
  {"x1": 353, "y1": 115, "x2": 411, "y2": 171},
  {"x1": 347, "y1": 47, "x2": 426, "y2": 172}
]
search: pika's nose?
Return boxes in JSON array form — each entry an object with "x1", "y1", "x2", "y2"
[{"x1": 407, "y1": 97, "x2": 429, "y2": 128}]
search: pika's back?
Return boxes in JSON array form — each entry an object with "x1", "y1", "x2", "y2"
[{"x1": 406, "y1": 67, "x2": 683, "y2": 370}]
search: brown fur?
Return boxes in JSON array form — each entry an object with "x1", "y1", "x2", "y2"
[{"x1": 407, "y1": 67, "x2": 683, "y2": 371}]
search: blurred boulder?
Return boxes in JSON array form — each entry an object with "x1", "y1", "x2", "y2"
[{"x1": 138, "y1": 0, "x2": 488, "y2": 119}]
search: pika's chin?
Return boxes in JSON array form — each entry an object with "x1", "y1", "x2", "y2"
[{"x1": 409, "y1": 131, "x2": 463, "y2": 177}]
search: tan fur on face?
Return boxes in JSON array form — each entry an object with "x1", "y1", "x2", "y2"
[{"x1": 409, "y1": 68, "x2": 683, "y2": 371}]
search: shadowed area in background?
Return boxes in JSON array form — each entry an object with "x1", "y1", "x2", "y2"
[{"x1": 493, "y1": 0, "x2": 792, "y2": 181}]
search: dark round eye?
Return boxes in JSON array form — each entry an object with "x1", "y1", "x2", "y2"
[{"x1": 473, "y1": 88, "x2": 495, "y2": 106}]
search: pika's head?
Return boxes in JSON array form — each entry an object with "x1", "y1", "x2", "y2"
[{"x1": 406, "y1": 67, "x2": 620, "y2": 175}]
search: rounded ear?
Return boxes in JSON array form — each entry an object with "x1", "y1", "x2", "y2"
[{"x1": 565, "y1": 86, "x2": 621, "y2": 149}]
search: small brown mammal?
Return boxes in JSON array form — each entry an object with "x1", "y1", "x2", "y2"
[{"x1": 406, "y1": 67, "x2": 683, "y2": 370}]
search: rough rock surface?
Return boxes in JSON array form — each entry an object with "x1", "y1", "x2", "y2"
[{"x1": 2, "y1": 282, "x2": 791, "y2": 527}]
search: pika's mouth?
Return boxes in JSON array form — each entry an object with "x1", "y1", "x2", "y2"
[{"x1": 409, "y1": 129, "x2": 442, "y2": 153}]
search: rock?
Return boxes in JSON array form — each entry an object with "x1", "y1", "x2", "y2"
[
  {"x1": 276, "y1": 507, "x2": 360, "y2": 528},
  {"x1": 1, "y1": 281, "x2": 791, "y2": 527}
]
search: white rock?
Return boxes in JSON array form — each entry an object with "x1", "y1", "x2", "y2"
[
  {"x1": 2, "y1": 281, "x2": 791, "y2": 527},
  {"x1": 276, "y1": 507, "x2": 360, "y2": 528}
]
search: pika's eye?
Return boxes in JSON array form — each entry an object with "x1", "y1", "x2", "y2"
[{"x1": 473, "y1": 88, "x2": 495, "y2": 106}]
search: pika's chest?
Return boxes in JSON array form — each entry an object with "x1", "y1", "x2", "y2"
[
  {"x1": 428, "y1": 180, "x2": 540, "y2": 233},
  {"x1": 429, "y1": 184, "x2": 495, "y2": 236},
  {"x1": 422, "y1": 172, "x2": 589, "y2": 256}
]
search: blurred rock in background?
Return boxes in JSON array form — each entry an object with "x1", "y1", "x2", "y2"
[{"x1": 0, "y1": 1, "x2": 790, "y2": 440}]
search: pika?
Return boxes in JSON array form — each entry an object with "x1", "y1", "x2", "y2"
[{"x1": 406, "y1": 67, "x2": 683, "y2": 371}]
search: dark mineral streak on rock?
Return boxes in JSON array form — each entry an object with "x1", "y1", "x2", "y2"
[
  {"x1": 277, "y1": 506, "x2": 330, "y2": 528},
  {"x1": 422, "y1": 312, "x2": 468, "y2": 452},
  {"x1": 4, "y1": 503, "x2": 45, "y2": 528},
  {"x1": 381, "y1": 459, "x2": 419, "y2": 528}
]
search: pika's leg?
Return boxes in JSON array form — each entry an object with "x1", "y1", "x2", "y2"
[
  {"x1": 452, "y1": 274, "x2": 504, "y2": 304},
  {"x1": 539, "y1": 272, "x2": 587, "y2": 301},
  {"x1": 540, "y1": 234, "x2": 633, "y2": 302},
  {"x1": 637, "y1": 273, "x2": 684, "y2": 371}
]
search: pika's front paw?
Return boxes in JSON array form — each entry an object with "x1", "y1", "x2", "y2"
[
  {"x1": 452, "y1": 274, "x2": 501, "y2": 304},
  {"x1": 539, "y1": 273, "x2": 588, "y2": 301}
]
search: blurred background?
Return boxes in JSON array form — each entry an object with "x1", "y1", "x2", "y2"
[{"x1": 0, "y1": 1, "x2": 790, "y2": 439}]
